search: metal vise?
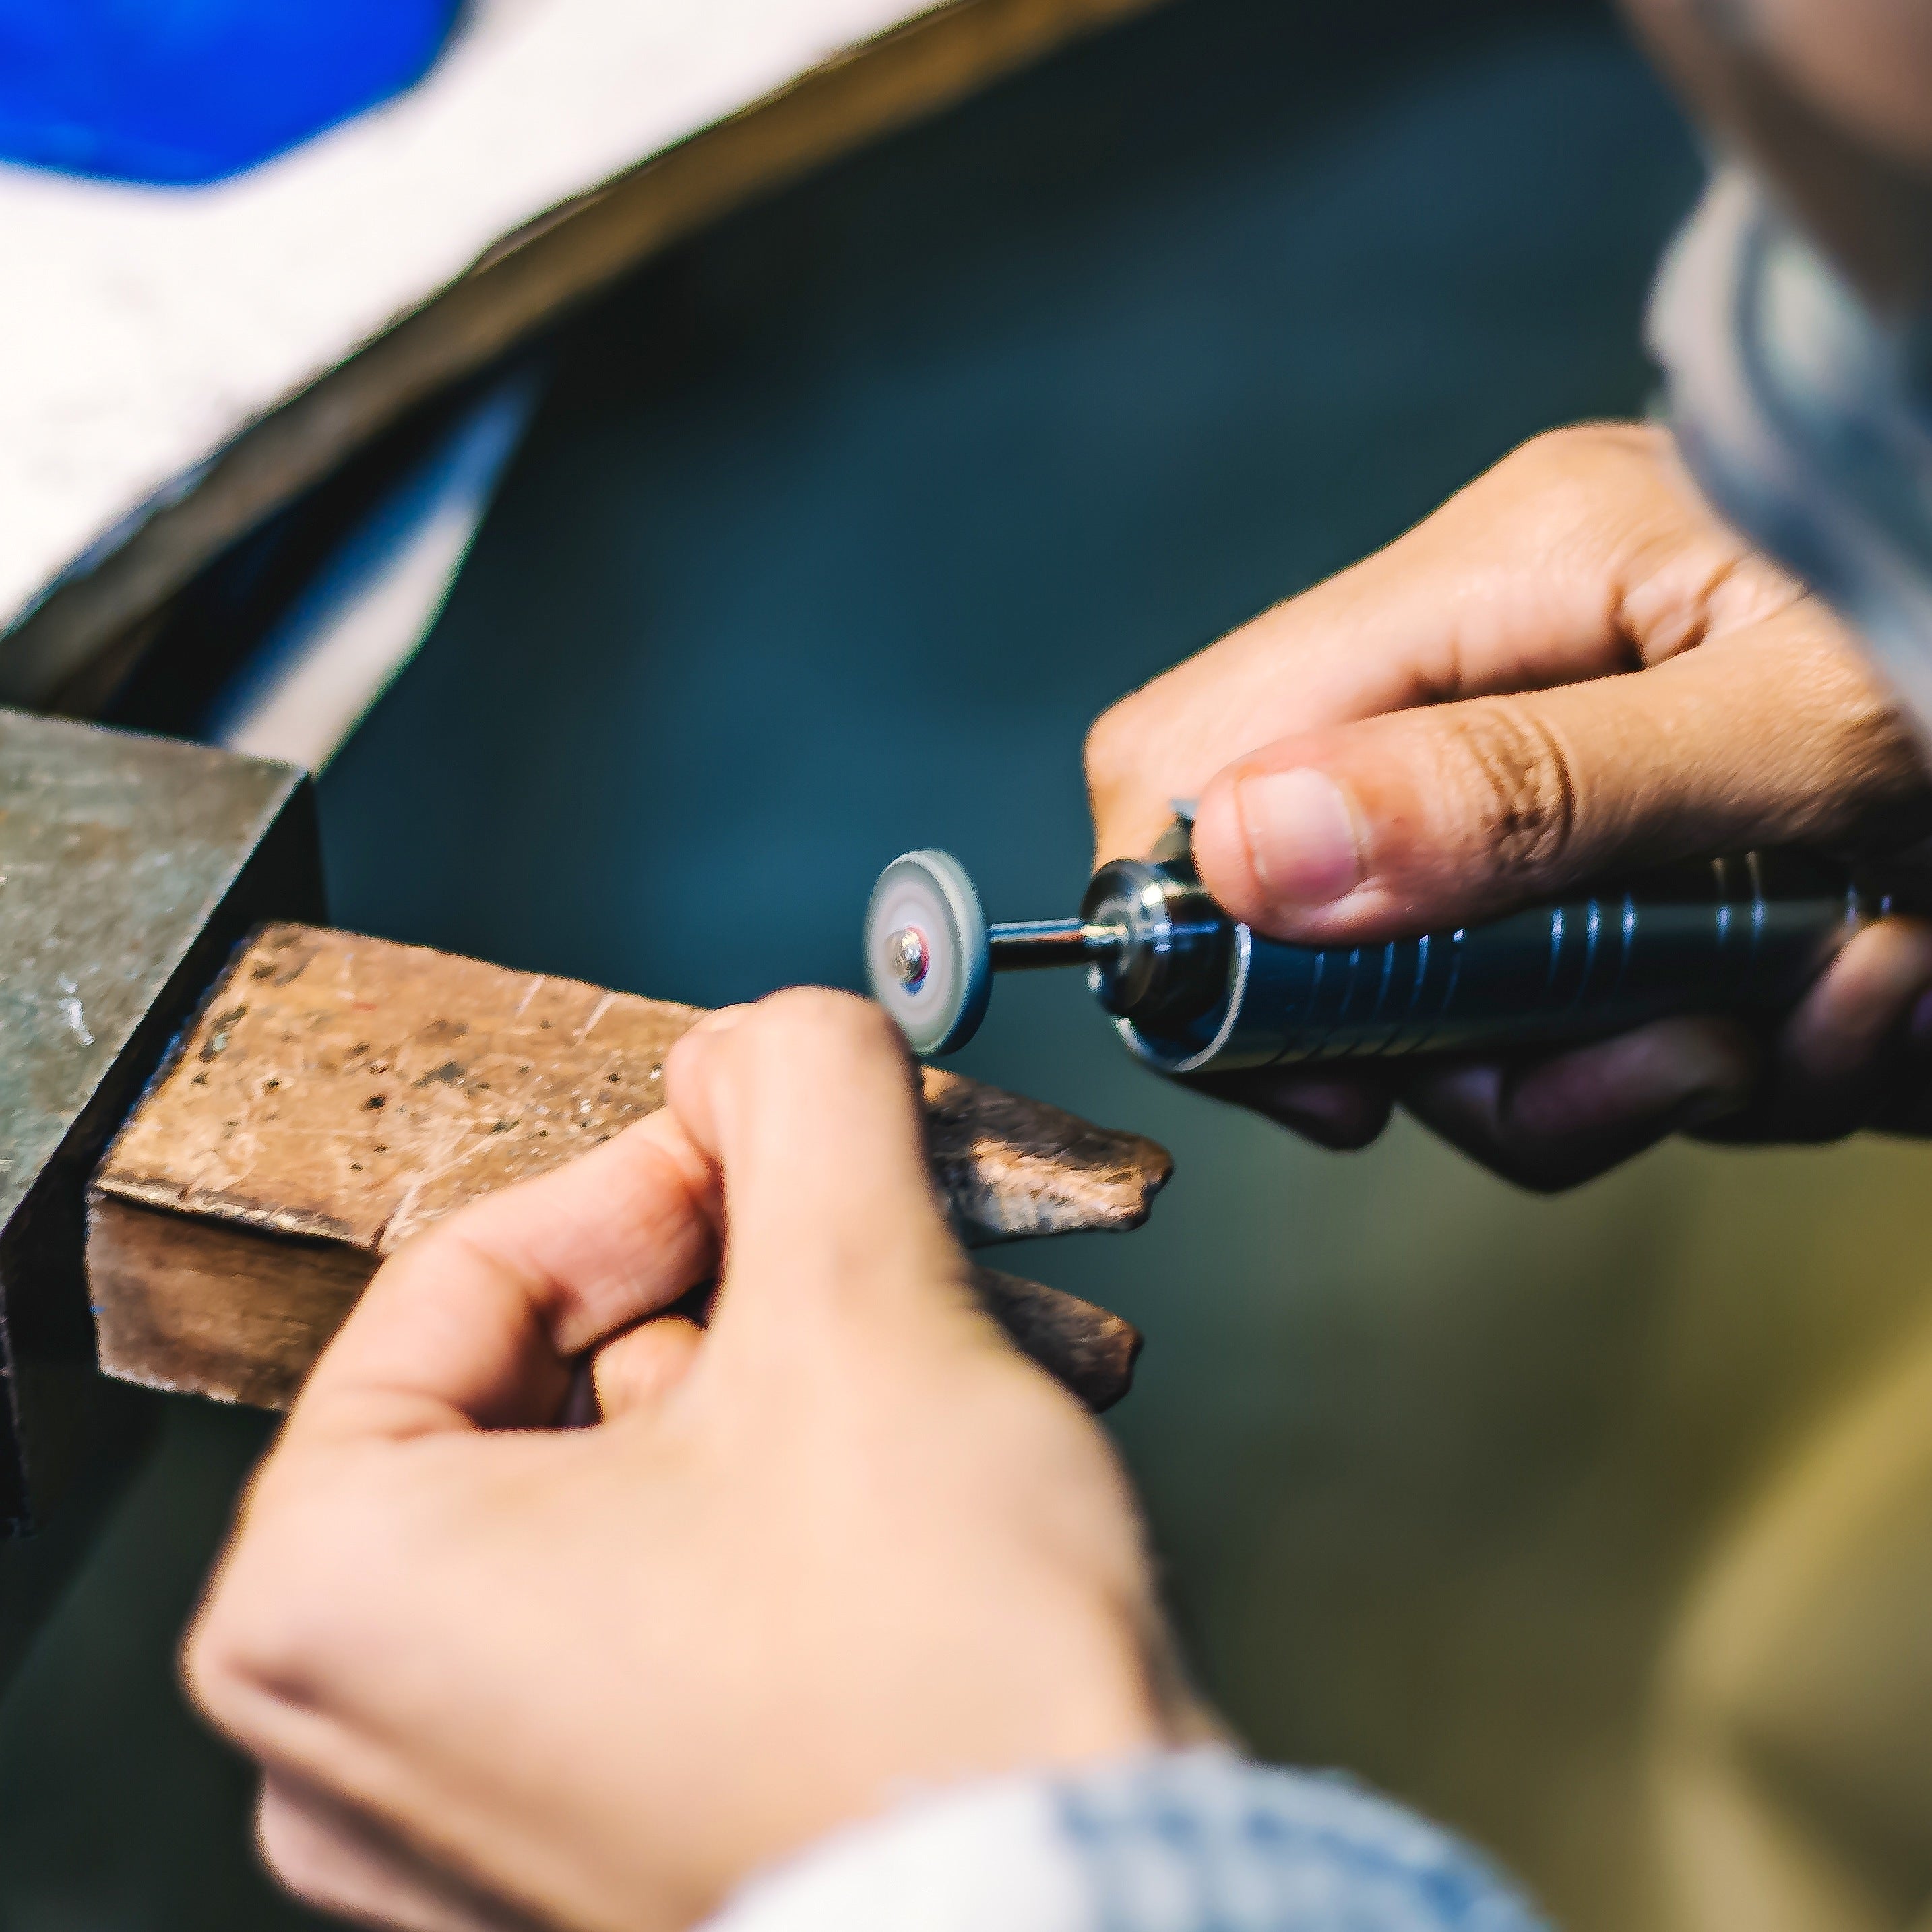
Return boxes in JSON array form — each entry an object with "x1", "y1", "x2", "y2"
[{"x1": 0, "y1": 709, "x2": 319, "y2": 1532}]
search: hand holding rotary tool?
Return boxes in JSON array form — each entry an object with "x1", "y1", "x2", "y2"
[{"x1": 873, "y1": 427, "x2": 1932, "y2": 1189}]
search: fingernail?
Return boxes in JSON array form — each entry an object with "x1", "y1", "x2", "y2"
[
  {"x1": 1236, "y1": 770, "x2": 1363, "y2": 906},
  {"x1": 689, "y1": 1005, "x2": 748, "y2": 1038}
]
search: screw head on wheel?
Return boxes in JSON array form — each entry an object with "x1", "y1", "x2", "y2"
[{"x1": 864, "y1": 850, "x2": 991, "y2": 1055}]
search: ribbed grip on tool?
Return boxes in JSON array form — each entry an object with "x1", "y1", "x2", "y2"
[{"x1": 1116, "y1": 851, "x2": 1871, "y2": 1076}]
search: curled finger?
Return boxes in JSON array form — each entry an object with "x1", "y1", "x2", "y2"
[
  {"x1": 1186, "y1": 1067, "x2": 1396, "y2": 1150},
  {"x1": 1700, "y1": 916, "x2": 1932, "y2": 1142},
  {"x1": 257, "y1": 1773, "x2": 534, "y2": 1932},
  {"x1": 290, "y1": 1106, "x2": 721, "y2": 1445},
  {"x1": 1402, "y1": 1017, "x2": 1759, "y2": 1191}
]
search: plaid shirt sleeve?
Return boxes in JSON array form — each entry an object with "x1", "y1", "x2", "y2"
[{"x1": 706, "y1": 1747, "x2": 1551, "y2": 1932}]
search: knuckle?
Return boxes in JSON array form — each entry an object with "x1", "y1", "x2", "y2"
[
  {"x1": 256, "y1": 1790, "x2": 318, "y2": 1896},
  {"x1": 1499, "y1": 424, "x2": 1587, "y2": 479},
  {"x1": 182, "y1": 1576, "x2": 301, "y2": 1733},
  {"x1": 1505, "y1": 420, "x2": 1658, "y2": 485},
  {"x1": 1815, "y1": 640, "x2": 1923, "y2": 782},
  {"x1": 182, "y1": 1488, "x2": 387, "y2": 1730},
  {"x1": 761, "y1": 984, "x2": 881, "y2": 1040},
  {"x1": 757, "y1": 985, "x2": 834, "y2": 1024},
  {"x1": 1083, "y1": 683, "x2": 1163, "y2": 805},
  {"x1": 179, "y1": 1600, "x2": 241, "y2": 1716},
  {"x1": 1481, "y1": 423, "x2": 1666, "y2": 535},
  {"x1": 1082, "y1": 694, "x2": 1135, "y2": 782},
  {"x1": 1732, "y1": 625, "x2": 1930, "y2": 847},
  {"x1": 1444, "y1": 702, "x2": 1581, "y2": 882},
  {"x1": 256, "y1": 1787, "x2": 359, "y2": 1914},
  {"x1": 757, "y1": 987, "x2": 905, "y2": 1067}
]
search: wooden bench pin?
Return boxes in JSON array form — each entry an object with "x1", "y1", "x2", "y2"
[{"x1": 88, "y1": 928, "x2": 1171, "y2": 1417}]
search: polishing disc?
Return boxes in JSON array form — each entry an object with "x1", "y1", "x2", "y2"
[{"x1": 865, "y1": 850, "x2": 991, "y2": 1056}]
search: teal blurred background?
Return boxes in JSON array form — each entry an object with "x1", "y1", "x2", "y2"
[{"x1": 7, "y1": 1, "x2": 1932, "y2": 1927}]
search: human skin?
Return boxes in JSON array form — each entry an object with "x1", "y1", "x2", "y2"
[
  {"x1": 1086, "y1": 424, "x2": 1932, "y2": 1189},
  {"x1": 1619, "y1": 0, "x2": 1932, "y2": 315},
  {"x1": 185, "y1": 991, "x2": 1197, "y2": 1932},
  {"x1": 1625, "y1": 0, "x2": 1932, "y2": 177}
]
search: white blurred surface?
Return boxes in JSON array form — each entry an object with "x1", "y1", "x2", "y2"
[
  {"x1": 0, "y1": 0, "x2": 945, "y2": 638},
  {"x1": 207, "y1": 371, "x2": 540, "y2": 771}
]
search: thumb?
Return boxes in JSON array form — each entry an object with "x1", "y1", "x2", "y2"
[
  {"x1": 1191, "y1": 609, "x2": 1921, "y2": 943},
  {"x1": 663, "y1": 991, "x2": 976, "y2": 1357}
]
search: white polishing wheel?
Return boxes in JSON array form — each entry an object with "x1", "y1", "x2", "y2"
[{"x1": 865, "y1": 850, "x2": 991, "y2": 1056}]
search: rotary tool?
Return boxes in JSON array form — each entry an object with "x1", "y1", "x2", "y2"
[{"x1": 865, "y1": 816, "x2": 1882, "y2": 1075}]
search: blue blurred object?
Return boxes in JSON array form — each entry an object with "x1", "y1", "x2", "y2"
[{"x1": 0, "y1": 0, "x2": 462, "y2": 185}]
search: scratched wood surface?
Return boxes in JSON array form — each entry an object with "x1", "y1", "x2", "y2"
[{"x1": 89, "y1": 923, "x2": 1167, "y2": 1410}]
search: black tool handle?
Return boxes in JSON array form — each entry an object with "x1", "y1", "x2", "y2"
[{"x1": 1119, "y1": 850, "x2": 1875, "y2": 1074}]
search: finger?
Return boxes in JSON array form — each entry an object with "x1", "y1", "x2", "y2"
[
  {"x1": 1087, "y1": 423, "x2": 1807, "y2": 862},
  {"x1": 290, "y1": 1107, "x2": 720, "y2": 1444},
  {"x1": 1191, "y1": 608, "x2": 1922, "y2": 944},
  {"x1": 663, "y1": 990, "x2": 978, "y2": 1348},
  {"x1": 1185, "y1": 1067, "x2": 1396, "y2": 1149},
  {"x1": 1402, "y1": 1017, "x2": 1759, "y2": 1191},
  {"x1": 1699, "y1": 916, "x2": 1932, "y2": 1142},
  {"x1": 257, "y1": 1774, "x2": 532, "y2": 1932},
  {"x1": 590, "y1": 1316, "x2": 705, "y2": 1420}
]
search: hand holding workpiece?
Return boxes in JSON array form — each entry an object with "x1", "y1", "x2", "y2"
[
  {"x1": 185, "y1": 990, "x2": 1195, "y2": 1932},
  {"x1": 1087, "y1": 423, "x2": 1932, "y2": 1185}
]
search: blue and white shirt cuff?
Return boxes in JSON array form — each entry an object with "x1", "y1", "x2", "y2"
[{"x1": 705, "y1": 1746, "x2": 1549, "y2": 1932}]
